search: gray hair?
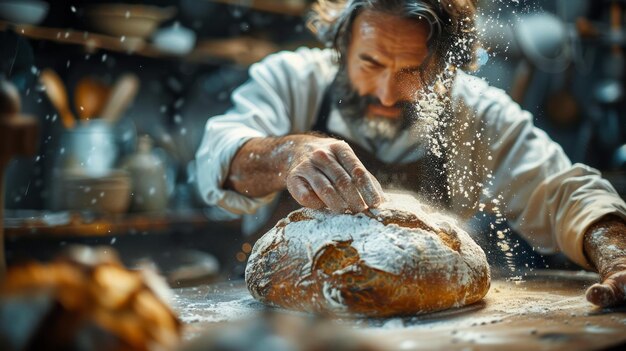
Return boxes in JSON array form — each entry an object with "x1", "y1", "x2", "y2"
[{"x1": 307, "y1": 0, "x2": 479, "y2": 71}]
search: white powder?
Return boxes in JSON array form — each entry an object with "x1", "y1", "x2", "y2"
[
  {"x1": 173, "y1": 296, "x2": 262, "y2": 324},
  {"x1": 323, "y1": 281, "x2": 347, "y2": 310},
  {"x1": 264, "y1": 198, "x2": 459, "y2": 276},
  {"x1": 399, "y1": 27, "x2": 520, "y2": 276}
]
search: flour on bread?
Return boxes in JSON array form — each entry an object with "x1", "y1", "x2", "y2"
[{"x1": 245, "y1": 193, "x2": 491, "y2": 316}]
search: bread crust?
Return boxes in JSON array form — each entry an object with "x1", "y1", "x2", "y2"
[{"x1": 245, "y1": 203, "x2": 491, "y2": 318}]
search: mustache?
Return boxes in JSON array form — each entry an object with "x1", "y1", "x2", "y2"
[
  {"x1": 330, "y1": 67, "x2": 418, "y2": 125},
  {"x1": 361, "y1": 96, "x2": 414, "y2": 112}
]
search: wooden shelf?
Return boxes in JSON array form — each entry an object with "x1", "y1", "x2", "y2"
[
  {"x1": 0, "y1": 21, "x2": 165, "y2": 57},
  {"x1": 4, "y1": 209, "x2": 220, "y2": 238},
  {"x1": 0, "y1": 20, "x2": 318, "y2": 66},
  {"x1": 205, "y1": 0, "x2": 309, "y2": 17}
]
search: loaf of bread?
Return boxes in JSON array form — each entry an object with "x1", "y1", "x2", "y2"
[
  {"x1": 245, "y1": 195, "x2": 491, "y2": 317},
  {"x1": 0, "y1": 246, "x2": 181, "y2": 351}
]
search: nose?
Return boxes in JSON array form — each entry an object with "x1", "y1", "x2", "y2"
[{"x1": 375, "y1": 70, "x2": 398, "y2": 107}]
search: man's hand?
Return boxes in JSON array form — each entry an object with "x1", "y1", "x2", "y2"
[
  {"x1": 583, "y1": 215, "x2": 626, "y2": 307},
  {"x1": 225, "y1": 135, "x2": 385, "y2": 213},
  {"x1": 586, "y1": 262, "x2": 626, "y2": 307},
  {"x1": 286, "y1": 137, "x2": 385, "y2": 213}
]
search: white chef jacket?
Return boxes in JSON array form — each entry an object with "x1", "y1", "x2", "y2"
[{"x1": 195, "y1": 47, "x2": 626, "y2": 269}]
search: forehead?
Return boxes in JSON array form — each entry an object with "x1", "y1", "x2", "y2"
[{"x1": 351, "y1": 9, "x2": 431, "y2": 63}]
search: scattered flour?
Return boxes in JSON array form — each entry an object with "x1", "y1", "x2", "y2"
[{"x1": 173, "y1": 296, "x2": 263, "y2": 324}]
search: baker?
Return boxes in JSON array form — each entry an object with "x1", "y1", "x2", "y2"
[{"x1": 196, "y1": 0, "x2": 626, "y2": 308}]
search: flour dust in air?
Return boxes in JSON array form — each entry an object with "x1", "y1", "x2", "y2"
[{"x1": 403, "y1": 1, "x2": 542, "y2": 280}]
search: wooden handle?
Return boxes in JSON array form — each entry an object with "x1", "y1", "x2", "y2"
[
  {"x1": 74, "y1": 76, "x2": 111, "y2": 120},
  {"x1": 39, "y1": 69, "x2": 76, "y2": 129},
  {"x1": 100, "y1": 74, "x2": 140, "y2": 125}
]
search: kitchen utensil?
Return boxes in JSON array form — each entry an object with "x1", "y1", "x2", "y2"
[
  {"x1": 100, "y1": 73, "x2": 139, "y2": 125},
  {"x1": 74, "y1": 76, "x2": 111, "y2": 120},
  {"x1": 85, "y1": 4, "x2": 176, "y2": 39},
  {"x1": 0, "y1": 0, "x2": 49, "y2": 25},
  {"x1": 59, "y1": 119, "x2": 119, "y2": 176},
  {"x1": 51, "y1": 118, "x2": 136, "y2": 210},
  {"x1": 39, "y1": 68, "x2": 76, "y2": 129},
  {"x1": 152, "y1": 22, "x2": 197, "y2": 55}
]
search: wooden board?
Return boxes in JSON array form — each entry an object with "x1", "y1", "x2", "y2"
[{"x1": 173, "y1": 270, "x2": 626, "y2": 350}]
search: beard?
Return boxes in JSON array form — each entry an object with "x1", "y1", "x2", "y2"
[
  {"x1": 328, "y1": 66, "x2": 453, "y2": 143},
  {"x1": 328, "y1": 67, "x2": 416, "y2": 142},
  {"x1": 330, "y1": 65, "x2": 446, "y2": 141}
]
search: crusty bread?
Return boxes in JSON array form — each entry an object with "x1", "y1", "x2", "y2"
[
  {"x1": 245, "y1": 197, "x2": 491, "y2": 317},
  {"x1": 0, "y1": 246, "x2": 181, "y2": 351}
]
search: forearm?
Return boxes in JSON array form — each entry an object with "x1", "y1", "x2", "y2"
[
  {"x1": 224, "y1": 134, "x2": 318, "y2": 197},
  {"x1": 583, "y1": 214, "x2": 626, "y2": 277}
]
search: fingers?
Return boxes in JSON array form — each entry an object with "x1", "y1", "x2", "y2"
[
  {"x1": 304, "y1": 172, "x2": 349, "y2": 212},
  {"x1": 286, "y1": 139, "x2": 386, "y2": 213},
  {"x1": 367, "y1": 171, "x2": 389, "y2": 203},
  {"x1": 586, "y1": 273, "x2": 626, "y2": 307},
  {"x1": 586, "y1": 283, "x2": 620, "y2": 307},
  {"x1": 286, "y1": 175, "x2": 325, "y2": 209},
  {"x1": 310, "y1": 149, "x2": 367, "y2": 213},
  {"x1": 330, "y1": 142, "x2": 385, "y2": 208},
  {"x1": 286, "y1": 163, "x2": 349, "y2": 212}
]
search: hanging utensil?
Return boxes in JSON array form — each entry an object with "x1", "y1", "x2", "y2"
[
  {"x1": 39, "y1": 68, "x2": 76, "y2": 129},
  {"x1": 100, "y1": 73, "x2": 140, "y2": 125}
]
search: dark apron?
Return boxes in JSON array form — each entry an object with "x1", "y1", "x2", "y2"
[{"x1": 251, "y1": 88, "x2": 450, "y2": 237}]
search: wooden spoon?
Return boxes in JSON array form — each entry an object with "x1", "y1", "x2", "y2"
[
  {"x1": 100, "y1": 73, "x2": 140, "y2": 125},
  {"x1": 39, "y1": 69, "x2": 76, "y2": 129},
  {"x1": 74, "y1": 77, "x2": 111, "y2": 120}
]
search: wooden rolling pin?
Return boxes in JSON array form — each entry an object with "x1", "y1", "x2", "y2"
[{"x1": 0, "y1": 77, "x2": 39, "y2": 280}]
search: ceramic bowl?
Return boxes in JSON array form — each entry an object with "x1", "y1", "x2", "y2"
[
  {"x1": 85, "y1": 4, "x2": 176, "y2": 38},
  {"x1": 61, "y1": 169, "x2": 132, "y2": 214},
  {"x1": 0, "y1": 0, "x2": 49, "y2": 25}
]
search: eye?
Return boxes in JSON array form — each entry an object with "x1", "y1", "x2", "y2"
[{"x1": 362, "y1": 60, "x2": 379, "y2": 70}]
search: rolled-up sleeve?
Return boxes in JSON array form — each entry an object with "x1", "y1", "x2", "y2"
[
  {"x1": 196, "y1": 115, "x2": 271, "y2": 215},
  {"x1": 195, "y1": 48, "x2": 336, "y2": 215},
  {"x1": 477, "y1": 85, "x2": 626, "y2": 269}
]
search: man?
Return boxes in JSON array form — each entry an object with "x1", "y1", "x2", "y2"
[{"x1": 196, "y1": 0, "x2": 626, "y2": 307}]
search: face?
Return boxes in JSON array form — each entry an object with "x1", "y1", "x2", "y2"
[
  {"x1": 348, "y1": 10, "x2": 431, "y2": 119},
  {"x1": 331, "y1": 10, "x2": 437, "y2": 141}
]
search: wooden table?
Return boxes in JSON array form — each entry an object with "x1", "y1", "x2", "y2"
[{"x1": 172, "y1": 270, "x2": 626, "y2": 350}]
